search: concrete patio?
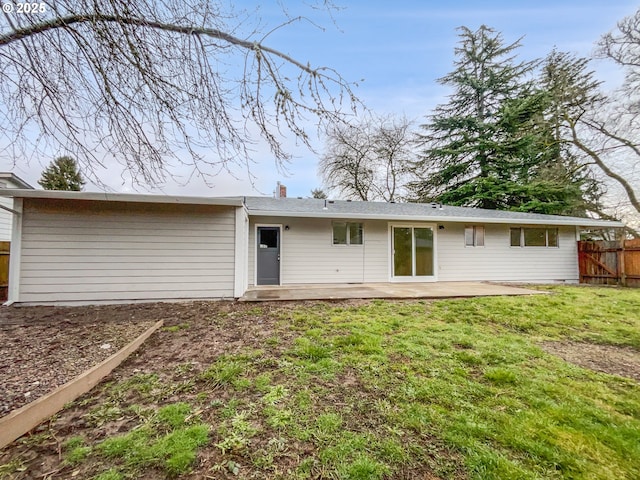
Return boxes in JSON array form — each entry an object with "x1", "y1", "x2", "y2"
[{"x1": 239, "y1": 281, "x2": 546, "y2": 302}]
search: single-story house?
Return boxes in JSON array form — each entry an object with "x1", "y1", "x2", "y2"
[{"x1": 0, "y1": 188, "x2": 623, "y2": 305}]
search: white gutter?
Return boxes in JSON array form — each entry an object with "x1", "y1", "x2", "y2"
[
  {"x1": 246, "y1": 209, "x2": 624, "y2": 228},
  {"x1": 0, "y1": 189, "x2": 622, "y2": 228},
  {"x1": 0, "y1": 189, "x2": 244, "y2": 207}
]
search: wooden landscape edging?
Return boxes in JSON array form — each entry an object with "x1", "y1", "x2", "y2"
[{"x1": 0, "y1": 320, "x2": 164, "y2": 450}]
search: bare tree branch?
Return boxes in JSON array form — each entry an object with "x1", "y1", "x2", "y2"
[
  {"x1": 319, "y1": 114, "x2": 414, "y2": 201},
  {"x1": 0, "y1": 0, "x2": 360, "y2": 187},
  {"x1": 566, "y1": 126, "x2": 640, "y2": 213}
]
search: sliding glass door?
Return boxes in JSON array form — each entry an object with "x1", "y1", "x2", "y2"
[{"x1": 392, "y1": 225, "x2": 435, "y2": 280}]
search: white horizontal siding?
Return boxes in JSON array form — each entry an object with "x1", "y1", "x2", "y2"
[
  {"x1": 362, "y1": 221, "x2": 388, "y2": 282},
  {"x1": 248, "y1": 216, "x2": 388, "y2": 285},
  {"x1": 0, "y1": 196, "x2": 13, "y2": 242},
  {"x1": 18, "y1": 199, "x2": 237, "y2": 303},
  {"x1": 438, "y1": 223, "x2": 578, "y2": 282},
  {"x1": 248, "y1": 217, "x2": 579, "y2": 285},
  {"x1": 0, "y1": 178, "x2": 29, "y2": 242}
]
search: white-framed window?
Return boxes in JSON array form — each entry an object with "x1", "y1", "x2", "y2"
[
  {"x1": 510, "y1": 227, "x2": 559, "y2": 247},
  {"x1": 464, "y1": 226, "x2": 485, "y2": 247},
  {"x1": 333, "y1": 222, "x2": 363, "y2": 245}
]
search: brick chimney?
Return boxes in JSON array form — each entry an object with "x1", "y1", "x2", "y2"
[{"x1": 276, "y1": 181, "x2": 287, "y2": 198}]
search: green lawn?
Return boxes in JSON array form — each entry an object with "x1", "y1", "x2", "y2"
[{"x1": 1, "y1": 286, "x2": 639, "y2": 479}]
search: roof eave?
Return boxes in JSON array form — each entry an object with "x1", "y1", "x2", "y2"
[
  {"x1": 0, "y1": 173, "x2": 34, "y2": 189},
  {"x1": 0, "y1": 189, "x2": 244, "y2": 207},
  {"x1": 247, "y1": 209, "x2": 624, "y2": 228}
]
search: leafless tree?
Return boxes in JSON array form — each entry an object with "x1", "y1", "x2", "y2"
[
  {"x1": 533, "y1": 13, "x2": 640, "y2": 237},
  {"x1": 599, "y1": 7, "x2": 640, "y2": 121},
  {"x1": 589, "y1": 7, "x2": 640, "y2": 231},
  {"x1": 319, "y1": 114, "x2": 414, "y2": 201},
  {"x1": 0, "y1": 0, "x2": 359, "y2": 186}
]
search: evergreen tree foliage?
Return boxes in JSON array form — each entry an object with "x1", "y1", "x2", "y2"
[
  {"x1": 536, "y1": 50, "x2": 607, "y2": 217},
  {"x1": 410, "y1": 26, "x2": 584, "y2": 214},
  {"x1": 310, "y1": 188, "x2": 328, "y2": 199},
  {"x1": 38, "y1": 156, "x2": 85, "y2": 191}
]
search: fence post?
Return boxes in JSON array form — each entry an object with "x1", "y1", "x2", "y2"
[{"x1": 619, "y1": 238, "x2": 627, "y2": 287}]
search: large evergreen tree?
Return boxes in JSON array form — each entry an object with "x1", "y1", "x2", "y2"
[
  {"x1": 536, "y1": 50, "x2": 607, "y2": 217},
  {"x1": 38, "y1": 156, "x2": 85, "y2": 191},
  {"x1": 410, "y1": 26, "x2": 581, "y2": 214}
]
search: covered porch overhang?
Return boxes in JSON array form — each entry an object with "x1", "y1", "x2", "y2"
[{"x1": 239, "y1": 281, "x2": 546, "y2": 302}]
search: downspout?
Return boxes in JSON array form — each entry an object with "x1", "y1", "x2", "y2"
[
  {"x1": 4, "y1": 198, "x2": 23, "y2": 306},
  {"x1": 234, "y1": 199, "x2": 250, "y2": 298}
]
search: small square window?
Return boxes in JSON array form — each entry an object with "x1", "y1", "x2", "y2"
[
  {"x1": 332, "y1": 223, "x2": 347, "y2": 245},
  {"x1": 465, "y1": 226, "x2": 484, "y2": 247},
  {"x1": 524, "y1": 228, "x2": 547, "y2": 247},
  {"x1": 259, "y1": 228, "x2": 278, "y2": 248},
  {"x1": 465, "y1": 227, "x2": 474, "y2": 246},
  {"x1": 333, "y1": 222, "x2": 363, "y2": 245},
  {"x1": 475, "y1": 226, "x2": 485, "y2": 246},
  {"x1": 510, "y1": 228, "x2": 521, "y2": 247},
  {"x1": 350, "y1": 223, "x2": 363, "y2": 245},
  {"x1": 511, "y1": 227, "x2": 559, "y2": 247}
]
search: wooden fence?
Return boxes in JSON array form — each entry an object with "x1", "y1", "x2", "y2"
[
  {"x1": 0, "y1": 241, "x2": 9, "y2": 301},
  {"x1": 578, "y1": 239, "x2": 640, "y2": 287}
]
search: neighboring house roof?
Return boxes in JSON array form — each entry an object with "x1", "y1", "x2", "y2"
[
  {"x1": 244, "y1": 196, "x2": 624, "y2": 228},
  {"x1": 0, "y1": 173, "x2": 34, "y2": 190},
  {"x1": 0, "y1": 189, "x2": 624, "y2": 228}
]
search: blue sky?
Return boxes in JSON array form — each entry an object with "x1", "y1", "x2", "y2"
[{"x1": 3, "y1": 0, "x2": 638, "y2": 197}]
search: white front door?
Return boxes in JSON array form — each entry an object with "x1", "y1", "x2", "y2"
[{"x1": 391, "y1": 225, "x2": 436, "y2": 281}]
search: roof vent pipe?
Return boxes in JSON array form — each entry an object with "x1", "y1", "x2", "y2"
[{"x1": 323, "y1": 199, "x2": 328, "y2": 210}]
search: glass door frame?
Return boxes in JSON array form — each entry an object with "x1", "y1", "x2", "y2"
[{"x1": 388, "y1": 223, "x2": 437, "y2": 282}]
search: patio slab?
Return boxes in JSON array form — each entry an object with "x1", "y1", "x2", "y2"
[{"x1": 239, "y1": 282, "x2": 546, "y2": 302}]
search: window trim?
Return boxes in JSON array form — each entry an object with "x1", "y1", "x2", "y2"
[
  {"x1": 332, "y1": 221, "x2": 364, "y2": 246},
  {"x1": 464, "y1": 225, "x2": 485, "y2": 247},
  {"x1": 510, "y1": 227, "x2": 559, "y2": 248}
]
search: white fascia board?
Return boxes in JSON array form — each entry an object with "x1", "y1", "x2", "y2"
[
  {"x1": 246, "y1": 209, "x2": 624, "y2": 228},
  {"x1": 0, "y1": 189, "x2": 244, "y2": 207},
  {"x1": 0, "y1": 173, "x2": 34, "y2": 189}
]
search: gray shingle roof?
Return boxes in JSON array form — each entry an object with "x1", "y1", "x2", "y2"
[
  {"x1": 244, "y1": 196, "x2": 623, "y2": 228},
  {"x1": 0, "y1": 188, "x2": 623, "y2": 228}
]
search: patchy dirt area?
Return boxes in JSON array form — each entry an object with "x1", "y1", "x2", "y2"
[
  {"x1": 0, "y1": 299, "x2": 638, "y2": 479},
  {"x1": 7, "y1": 300, "x2": 637, "y2": 422},
  {"x1": 0, "y1": 301, "x2": 319, "y2": 479},
  {"x1": 0, "y1": 300, "x2": 301, "y2": 417},
  {"x1": 541, "y1": 341, "x2": 640, "y2": 382},
  {"x1": 0, "y1": 305, "x2": 161, "y2": 416}
]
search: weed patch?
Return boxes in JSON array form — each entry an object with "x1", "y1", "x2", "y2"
[{"x1": 79, "y1": 402, "x2": 210, "y2": 477}]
